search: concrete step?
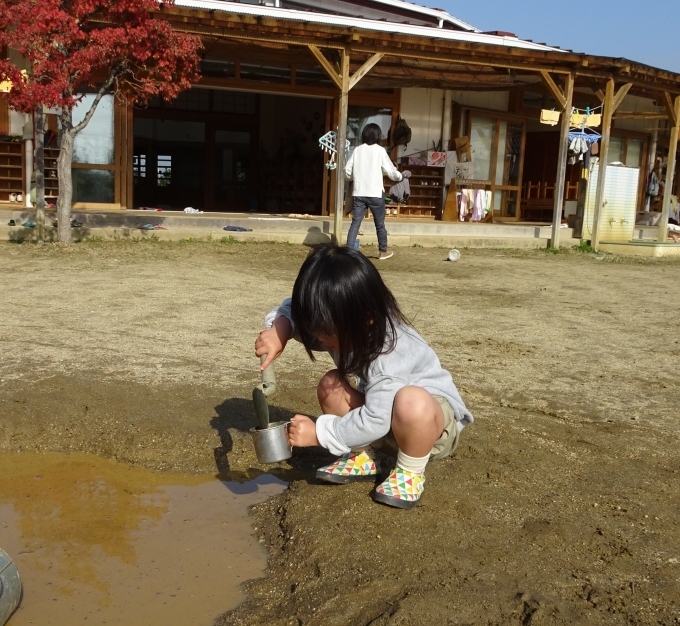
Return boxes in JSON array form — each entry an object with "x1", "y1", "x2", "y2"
[{"x1": 1, "y1": 222, "x2": 580, "y2": 249}]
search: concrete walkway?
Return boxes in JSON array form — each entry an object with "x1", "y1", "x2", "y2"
[{"x1": 0, "y1": 208, "x2": 580, "y2": 249}]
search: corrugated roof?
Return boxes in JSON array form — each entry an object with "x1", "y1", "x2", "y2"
[{"x1": 174, "y1": 0, "x2": 564, "y2": 53}]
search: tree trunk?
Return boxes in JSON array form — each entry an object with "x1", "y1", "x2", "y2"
[
  {"x1": 57, "y1": 110, "x2": 75, "y2": 244},
  {"x1": 35, "y1": 106, "x2": 46, "y2": 242}
]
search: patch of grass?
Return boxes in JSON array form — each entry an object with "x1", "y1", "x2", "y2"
[
  {"x1": 219, "y1": 236, "x2": 239, "y2": 245},
  {"x1": 178, "y1": 237, "x2": 202, "y2": 244},
  {"x1": 138, "y1": 234, "x2": 160, "y2": 243},
  {"x1": 81, "y1": 236, "x2": 104, "y2": 243},
  {"x1": 573, "y1": 239, "x2": 594, "y2": 253},
  {"x1": 412, "y1": 243, "x2": 423, "y2": 248},
  {"x1": 540, "y1": 246, "x2": 564, "y2": 255}
]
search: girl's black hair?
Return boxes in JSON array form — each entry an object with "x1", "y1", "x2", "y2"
[
  {"x1": 361, "y1": 123, "x2": 382, "y2": 146},
  {"x1": 291, "y1": 244, "x2": 409, "y2": 378}
]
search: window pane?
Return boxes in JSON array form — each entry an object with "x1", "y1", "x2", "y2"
[
  {"x1": 470, "y1": 116, "x2": 495, "y2": 181},
  {"x1": 72, "y1": 169, "x2": 115, "y2": 203},
  {"x1": 626, "y1": 139, "x2": 643, "y2": 168},
  {"x1": 72, "y1": 94, "x2": 115, "y2": 165},
  {"x1": 215, "y1": 130, "x2": 250, "y2": 144},
  {"x1": 347, "y1": 106, "x2": 392, "y2": 155},
  {"x1": 495, "y1": 121, "x2": 523, "y2": 186},
  {"x1": 133, "y1": 119, "x2": 205, "y2": 143},
  {"x1": 608, "y1": 137, "x2": 625, "y2": 164}
]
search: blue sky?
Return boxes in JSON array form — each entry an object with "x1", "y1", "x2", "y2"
[{"x1": 427, "y1": 0, "x2": 680, "y2": 73}]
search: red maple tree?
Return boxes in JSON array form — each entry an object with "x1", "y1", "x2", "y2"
[{"x1": 0, "y1": 0, "x2": 202, "y2": 243}]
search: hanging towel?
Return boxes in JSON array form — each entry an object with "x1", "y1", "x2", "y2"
[
  {"x1": 570, "y1": 112, "x2": 587, "y2": 127},
  {"x1": 388, "y1": 170, "x2": 411, "y2": 203},
  {"x1": 586, "y1": 113, "x2": 602, "y2": 128},
  {"x1": 540, "y1": 110, "x2": 561, "y2": 126}
]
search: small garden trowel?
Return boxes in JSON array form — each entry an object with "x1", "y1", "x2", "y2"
[{"x1": 252, "y1": 355, "x2": 276, "y2": 430}]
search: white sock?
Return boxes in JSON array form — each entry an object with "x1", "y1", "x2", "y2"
[{"x1": 396, "y1": 450, "x2": 429, "y2": 475}]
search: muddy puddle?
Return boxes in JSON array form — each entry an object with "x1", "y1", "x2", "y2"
[{"x1": 0, "y1": 453, "x2": 286, "y2": 626}]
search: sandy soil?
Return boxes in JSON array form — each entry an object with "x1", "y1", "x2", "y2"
[{"x1": 1, "y1": 239, "x2": 679, "y2": 626}]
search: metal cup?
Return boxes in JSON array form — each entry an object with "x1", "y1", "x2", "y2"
[{"x1": 249, "y1": 421, "x2": 292, "y2": 464}]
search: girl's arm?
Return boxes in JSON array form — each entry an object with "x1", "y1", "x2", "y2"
[
  {"x1": 381, "y1": 149, "x2": 402, "y2": 182},
  {"x1": 344, "y1": 150, "x2": 355, "y2": 180}
]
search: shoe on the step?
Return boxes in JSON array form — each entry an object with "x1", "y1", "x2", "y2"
[
  {"x1": 372, "y1": 468, "x2": 425, "y2": 510},
  {"x1": 8, "y1": 219, "x2": 15, "y2": 226},
  {"x1": 70, "y1": 219, "x2": 83, "y2": 228},
  {"x1": 378, "y1": 250, "x2": 394, "y2": 261},
  {"x1": 316, "y1": 449, "x2": 378, "y2": 484}
]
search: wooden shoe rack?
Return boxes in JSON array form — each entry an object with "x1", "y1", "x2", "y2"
[
  {"x1": 384, "y1": 164, "x2": 445, "y2": 219},
  {"x1": 0, "y1": 141, "x2": 25, "y2": 204}
]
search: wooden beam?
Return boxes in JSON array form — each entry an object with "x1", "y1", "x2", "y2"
[
  {"x1": 613, "y1": 112, "x2": 668, "y2": 120},
  {"x1": 348, "y1": 52, "x2": 384, "y2": 91},
  {"x1": 594, "y1": 90, "x2": 605, "y2": 102},
  {"x1": 540, "y1": 70, "x2": 566, "y2": 109},
  {"x1": 333, "y1": 48, "x2": 350, "y2": 243},
  {"x1": 612, "y1": 83, "x2": 632, "y2": 112},
  {"x1": 591, "y1": 79, "x2": 615, "y2": 250},
  {"x1": 658, "y1": 95, "x2": 680, "y2": 242},
  {"x1": 550, "y1": 73, "x2": 574, "y2": 249},
  {"x1": 660, "y1": 91, "x2": 678, "y2": 127},
  {"x1": 308, "y1": 44, "x2": 343, "y2": 90}
]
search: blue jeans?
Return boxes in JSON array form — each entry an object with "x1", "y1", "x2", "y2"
[{"x1": 346, "y1": 196, "x2": 388, "y2": 252}]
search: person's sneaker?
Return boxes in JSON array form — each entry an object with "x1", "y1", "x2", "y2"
[
  {"x1": 373, "y1": 468, "x2": 425, "y2": 509},
  {"x1": 316, "y1": 449, "x2": 378, "y2": 484},
  {"x1": 378, "y1": 250, "x2": 394, "y2": 261}
]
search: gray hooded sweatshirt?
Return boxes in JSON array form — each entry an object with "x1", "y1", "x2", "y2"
[{"x1": 265, "y1": 299, "x2": 473, "y2": 456}]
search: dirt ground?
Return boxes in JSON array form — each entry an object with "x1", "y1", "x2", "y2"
[{"x1": 1, "y1": 239, "x2": 680, "y2": 626}]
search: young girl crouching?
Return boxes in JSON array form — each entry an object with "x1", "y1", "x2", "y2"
[{"x1": 254, "y1": 244, "x2": 472, "y2": 509}]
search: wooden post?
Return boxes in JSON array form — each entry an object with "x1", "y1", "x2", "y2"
[
  {"x1": 306, "y1": 46, "x2": 383, "y2": 241},
  {"x1": 35, "y1": 106, "x2": 45, "y2": 243},
  {"x1": 550, "y1": 72, "x2": 574, "y2": 249},
  {"x1": 333, "y1": 49, "x2": 350, "y2": 244},
  {"x1": 645, "y1": 126, "x2": 658, "y2": 212},
  {"x1": 591, "y1": 80, "x2": 632, "y2": 250},
  {"x1": 657, "y1": 95, "x2": 680, "y2": 242}
]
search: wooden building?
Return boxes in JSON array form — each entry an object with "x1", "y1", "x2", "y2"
[{"x1": 2, "y1": 0, "x2": 680, "y2": 246}]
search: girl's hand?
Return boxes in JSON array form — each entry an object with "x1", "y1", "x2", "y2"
[
  {"x1": 288, "y1": 415, "x2": 320, "y2": 447},
  {"x1": 255, "y1": 316, "x2": 292, "y2": 370}
]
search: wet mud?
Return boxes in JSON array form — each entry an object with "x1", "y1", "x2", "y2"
[{"x1": 1, "y1": 453, "x2": 285, "y2": 626}]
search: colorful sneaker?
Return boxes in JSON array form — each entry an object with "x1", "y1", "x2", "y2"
[
  {"x1": 373, "y1": 468, "x2": 425, "y2": 509},
  {"x1": 315, "y1": 449, "x2": 378, "y2": 484}
]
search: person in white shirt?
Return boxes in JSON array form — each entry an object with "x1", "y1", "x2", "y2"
[{"x1": 344, "y1": 124, "x2": 402, "y2": 260}]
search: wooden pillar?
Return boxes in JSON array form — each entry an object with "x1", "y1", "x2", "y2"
[
  {"x1": 658, "y1": 95, "x2": 680, "y2": 242},
  {"x1": 35, "y1": 106, "x2": 45, "y2": 243},
  {"x1": 333, "y1": 49, "x2": 350, "y2": 244},
  {"x1": 645, "y1": 126, "x2": 658, "y2": 211},
  {"x1": 591, "y1": 80, "x2": 615, "y2": 250},
  {"x1": 550, "y1": 73, "x2": 574, "y2": 249},
  {"x1": 591, "y1": 80, "x2": 632, "y2": 250}
]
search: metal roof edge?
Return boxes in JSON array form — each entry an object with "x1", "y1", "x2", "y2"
[
  {"x1": 361, "y1": 0, "x2": 480, "y2": 32},
  {"x1": 174, "y1": 0, "x2": 563, "y2": 53}
]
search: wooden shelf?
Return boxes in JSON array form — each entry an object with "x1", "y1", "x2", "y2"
[
  {"x1": 0, "y1": 141, "x2": 25, "y2": 203},
  {"x1": 384, "y1": 164, "x2": 444, "y2": 219}
]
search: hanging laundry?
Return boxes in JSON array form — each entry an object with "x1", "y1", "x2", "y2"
[
  {"x1": 570, "y1": 112, "x2": 587, "y2": 127},
  {"x1": 540, "y1": 109, "x2": 561, "y2": 126},
  {"x1": 586, "y1": 113, "x2": 602, "y2": 128}
]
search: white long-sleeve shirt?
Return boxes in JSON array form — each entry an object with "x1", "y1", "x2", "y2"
[{"x1": 344, "y1": 144, "x2": 402, "y2": 198}]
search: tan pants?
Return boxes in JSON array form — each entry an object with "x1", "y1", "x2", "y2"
[{"x1": 373, "y1": 395, "x2": 460, "y2": 460}]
